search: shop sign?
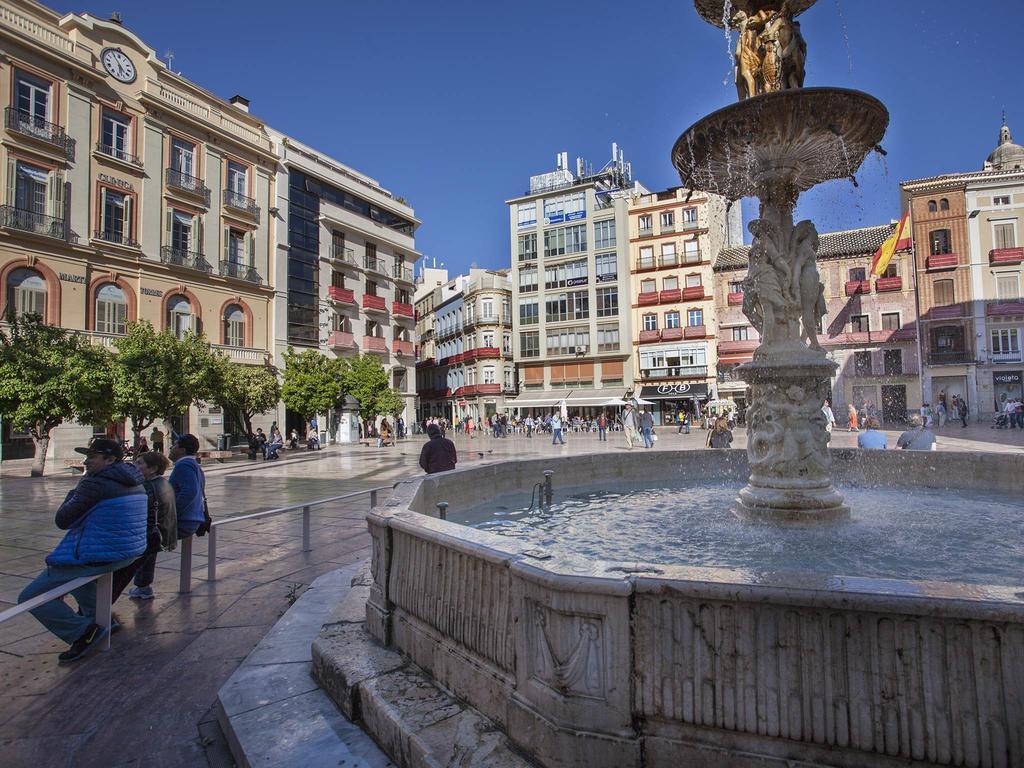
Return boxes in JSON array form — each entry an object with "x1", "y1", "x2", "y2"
[
  {"x1": 58, "y1": 272, "x2": 86, "y2": 284},
  {"x1": 639, "y1": 383, "x2": 709, "y2": 399},
  {"x1": 993, "y1": 371, "x2": 1022, "y2": 385},
  {"x1": 141, "y1": 287, "x2": 163, "y2": 297},
  {"x1": 565, "y1": 277, "x2": 588, "y2": 287},
  {"x1": 98, "y1": 173, "x2": 133, "y2": 191}
]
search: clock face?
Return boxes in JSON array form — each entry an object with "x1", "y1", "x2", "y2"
[{"x1": 101, "y1": 48, "x2": 137, "y2": 83}]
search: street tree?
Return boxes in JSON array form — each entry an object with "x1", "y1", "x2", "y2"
[
  {"x1": 111, "y1": 321, "x2": 218, "y2": 448},
  {"x1": 0, "y1": 316, "x2": 114, "y2": 476},
  {"x1": 342, "y1": 353, "x2": 405, "y2": 429},
  {"x1": 210, "y1": 357, "x2": 280, "y2": 456},
  {"x1": 280, "y1": 348, "x2": 345, "y2": 425}
]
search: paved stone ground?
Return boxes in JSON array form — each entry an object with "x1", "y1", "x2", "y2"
[{"x1": 0, "y1": 427, "x2": 1020, "y2": 768}]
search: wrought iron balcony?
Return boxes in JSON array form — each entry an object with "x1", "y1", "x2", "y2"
[
  {"x1": 0, "y1": 205, "x2": 66, "y2": 239},
  {"x1": 160, "y1": 245, "x2": 211, "y2": 272},
  {"x1": 165, "y1": 168, "x2": 211, "y2": 204},
  {"x1": 220, "y1": 260, "x2": 261, "y2": 283},
  {"x1": 95, "y1": 142, "x2": 141, "y2": 166},
  {"x1": 331, "y1": 245, "x2": 358, "y2": 268},
  {"x1": 5, "y1": 108, "x2": 74, "y2": 159},
  {"x1": 93, "y1": 229, "x2": 139, "y2": 248},
  {"x1": 393, "y1": 265, "x2": 414, "y2": 283},
  {"x1": 927, "y1": 349, "x2": 973, "y2": 365},
  {"x1": 223, "y1": 188, "x2": 260, "y2": 218},
  {"x1": 641, "y1": 365, "x2": 708, "y2": 380},
  {"x1": 364, "y1": 255, "x2": 389, "y2": 275}
]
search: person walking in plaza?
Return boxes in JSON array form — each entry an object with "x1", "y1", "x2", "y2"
[
  {"x1": 639, "y1": 408, "x2": 655, "y2": 448},
  {"x1": 621, "y1": 403, "x2": 638, "y2": 449},
  {"x1": 847, "y1": 403, "x2": 859, "y2": 432},
  {"x1": 551, "y1": 413, "x2": 565, "y2": 445},
  {"x1": 857, "y1": 416, "x2": 887, "y2": 449},
  {"x1": 465, "y1": 417, "x2": 475, "y2": 439},
  {"x1": 935, "y1": 400, "x2": 946, "y2": 428},
  {"x1": 169, "y1": 434, "x2": 210, "y2": 539},
  {"x1": 821, "y1": 399, "x2": 836, "y2": 433},
  {"x1": 16, "y1": 438, "x2": 148, "y2": 664},
  {"x1": 677, "y1": 411, "x2": 686, "y2": 434},
  {"x1": 706, "y1": 416, "x2": 733, "y2": 448},
  {"x1": 955, "y1": 396, "x2": 968, "y2": 428},
  {"x1": 419, "y1": 423, "x2": 457, "y2": 474},
  {"x1": 525, "y1": 415, "x2": 534, "y2": 438},
  {"x1": 124, "y1": 451, "x2": 178, "y2": 601},
  {"x1": 1015, "y1": 398, "x2": 1024, "y2": 429},
  {"x1": 150, "y1": 425, "x2": 165, "y2": 454},
  {"x1": 597, "y1": 412, "x2": 608, "y2": 442},
  {"x1": 397, "y1": 416, "x2": 405, "y2": 440},
  {"x1": 897, "y1": 414, "x2": 938, "y2": 451}
]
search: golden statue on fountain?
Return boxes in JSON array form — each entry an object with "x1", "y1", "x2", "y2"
[{"x1": 733, "y1": 1, "x2": 807, "y2": 100}]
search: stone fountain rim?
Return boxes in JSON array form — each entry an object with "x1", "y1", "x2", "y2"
[
  {"x1": 381, "y1": 448, "x2": 1024, "y2": 622},
  {"x1": 694, "y1": 0, "x2": 819, "y2": 29},
  {"x1": 670, "y1": 86, "x2": 889, "y2": 201}
]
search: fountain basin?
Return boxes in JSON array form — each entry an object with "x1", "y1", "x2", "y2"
[
  {"x1": 355, "y1": 449, "x2": 1024, "y2": 768},
  {"x1": 672, "y1": 88, "x2": 889, "y2": 200}
]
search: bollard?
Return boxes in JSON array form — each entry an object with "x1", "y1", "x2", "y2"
[
  {"x1": 370, "y1": 489, "x2": 379, "y2": 509},
  {"x1": 543, "y1": 470, "x2": 554, "y2": 506},
  {"x1": 179, "y1": 535, "x2": 193, "y2": 594},
  {"x1": 436, "y1": 501, "x2": 449, "y2": 521},
  {"x1": 95, "y1": 572, "x2": 113, "y2": 650},
  {"x1": 302, "y1": 505, "x2": 312, "y2": 552},
  {"x1": 207, "y1": 526, "x2": 218, "y2": 583}
]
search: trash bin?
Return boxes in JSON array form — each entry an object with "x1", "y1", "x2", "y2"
[{"x1": 217, "y1": 434, "x2": 228, "y2": 451}]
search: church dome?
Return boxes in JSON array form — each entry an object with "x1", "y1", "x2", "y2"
[{"x1": 986, "y1": 120, "x2": 1024, "y2": 171}]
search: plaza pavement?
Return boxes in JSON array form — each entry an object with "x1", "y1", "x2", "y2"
[{"x1": 0, "y1": 425, "x2": 1020, "y2": 767}]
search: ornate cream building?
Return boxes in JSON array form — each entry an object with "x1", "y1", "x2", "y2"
[{"x1": 0, "y1": 3, "x2": 277, "y2": 463}]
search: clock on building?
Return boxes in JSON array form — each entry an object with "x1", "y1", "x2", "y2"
[{"x1": 101, "y1": 48, "x2": 137, "y2": 83}]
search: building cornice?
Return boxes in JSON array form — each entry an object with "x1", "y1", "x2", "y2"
[{"x1": 901, "y1": 167, "x2": 1024, "y2": 193}]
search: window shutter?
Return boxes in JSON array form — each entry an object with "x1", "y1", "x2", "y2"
[
  {"x1": 190, "y1": 313, "x2": 199, "y2": 335},
  {"x1": 50, "y1": 170, "x2": 64, "y2": 219},
  {"x1": 247, "y1": 231, "x2": 255, "y2": 265},
  {"x1": 123, "y1": 195, "x2": 133, "y2": 241},
  {"x1": 223, "y1": 226, "x2": 230, "y2": 263},
  {"x1": 6, "y1": 157, "x2": 16, "y2": 206},
  {"x1": 196, "y1": 216, "x2": 203, "y2": 255},
  {"x1": 96, "y1": 298, "x2": 106, "y2": 333},
  {"x1": 165, "y1": 209, "x2": 172, "y2": 247}
]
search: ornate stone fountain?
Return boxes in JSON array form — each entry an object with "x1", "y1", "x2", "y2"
[{"x1": 674, "y1": 0, "x2": 888, "y2": 521}]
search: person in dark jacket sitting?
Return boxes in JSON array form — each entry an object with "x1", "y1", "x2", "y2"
[
  {"x1": 17, "y1": 438, "x2": 148, "y2": 664},
  {"x1": 168, "y1": 434, "x2": 209, "y2": 538},
  {"x1": 122, "y1": 451, "x2": 178, "y2": 601},
  {"x1": 419, "y1": 424, "x2": 457, "y2": 474}
]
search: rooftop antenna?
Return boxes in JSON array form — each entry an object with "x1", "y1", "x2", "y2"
[{"x1": 164, "y1": 49, "x2": 175, "y2": 71}]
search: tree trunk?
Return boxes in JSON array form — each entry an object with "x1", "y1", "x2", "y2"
[
  {"x1": 30, "y1": 433, "x2": 50, "y2": 477},
  {"x1": 132, "y1": 424, "x2": 143, "y2": 451}
]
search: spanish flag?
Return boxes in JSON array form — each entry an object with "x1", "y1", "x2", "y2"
[{"x1": 870, "y1": 211, "x2": 911, "y2": 276}]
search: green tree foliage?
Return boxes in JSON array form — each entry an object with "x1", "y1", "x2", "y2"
[
  {"x1": 280, "y1": 348, "x2": 345, "y2": 421},
  {"x1": 111, "y1": 321, "x2": 218, "y2": 447},
  {"x1": 343, "y1": 353, "x2": 405, "y2": 423},
  {"x1": 210, "y1": 358, "x2": 281, "y2": 441},
  {"x1": 0, "y1": 316, "x2": 113, "y2": 476}
]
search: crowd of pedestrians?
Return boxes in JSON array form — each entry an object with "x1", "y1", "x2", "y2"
[{"x1": 16, "y1": 433, "x2": 211, "y2": 664}]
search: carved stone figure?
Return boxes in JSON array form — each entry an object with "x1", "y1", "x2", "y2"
[
  {"x1": 732, "y1": 2, "x2": 806, "y2": 99},
  {"x1": 732, "y1": 9, "x2": 770, "y2": 101}
]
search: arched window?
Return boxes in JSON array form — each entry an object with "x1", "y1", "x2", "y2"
[
  {"x1": 927, "y1": 200, "x2": 937, "y2": 213},
  {"x1": 939, "y1": 198, "x2": 949, "y2": 211},
  {"x1": 95, "y1": 283, "x2": 127, "y2": 335},
  {"x1": 224, "y1": 304, "x2": 245, "y2": 347},
  {"x1": 167, "y1": 295, "x2": 194, "y2": 339},
  {"x1": 7, "y1": 268, "x2": 46, "y2": 319}
]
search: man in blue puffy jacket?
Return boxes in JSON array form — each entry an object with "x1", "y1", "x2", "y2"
[
  {"x1": 17, "y1": 438, "x2": 148, "y2": 664},
  {"x1": 168, "y1": 433, "x2": 209, "y2": 538}
]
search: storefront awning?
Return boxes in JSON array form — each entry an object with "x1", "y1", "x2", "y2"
[
  {"x1": 505, "y1": 388, "x2": 626, "y2": 409},
  {"x1": 639, "y1": 383, "x2": 709, "y2": 400}
]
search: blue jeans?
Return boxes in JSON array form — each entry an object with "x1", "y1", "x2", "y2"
[
  {"x1": 598, "y1": 427, "x2": 606, "y2": 441},
  {"x1": 18, "y1": 559, "x2": 134, "y2": 644},
  {"x1": 552, "y1": 428, "x2": 565, "y2": 445},
  {"x1": 641, "y1": 427, "x2": 654, "y2": 448}
]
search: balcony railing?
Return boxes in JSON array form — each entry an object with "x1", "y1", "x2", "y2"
[
  {"x1": 93, "y1": 229, "x2": 139, "y2": 248},
  {"x1": 638, "y1": 330, "x2": 661, "y2": 344},
  {"x1": 986, "y1": 301, "x2": 1024, "y2": 317},
  {"x1": 363, "y1": 335, "x2": 388, "y2": 353},
  {"x1": 928, "y1": 304, "x2": 964, "y2": 320},
  {"x1": 990, "y1": 247, "x2": 1024, "y2": 266},
  {"x1": 165, "y1": 168, "x2": 211, "y2": 204},
  {"x1": 659, "y1": 288, "x2": 682, "y2": 304},
  {"x1": 991, "y1": 350, "x2": 1023, "y2": 364},
  {"x1": 874, "y1": 276, "x2": 903, "y2": 293},
  {"x1": 362, "y1": 294, "x2": 388, "y2": 313},
  {"x1": 638, "y1": 292, "x2": 659, "y2": 306},
  {"x1": 682, "y1": 286, "x2": 705, "y2": 301},
  {"x1": 718, "y1": 339, "x2": 759, "y2": 355},
  {"x1": 220, "y1": 260, "x2": 261, "y2": 283},
  {"x1": 332, "y1": 245, "x2": 358, "y2": 267},
  {"x1": 223, "y1": 188, "x2": 260, "y2": 218},
  {"x1": 926, "y1": 253, "x2": 958, "y2": 270},
  {"x1": 684, "y1": 325, "x2": 708, "y2": 339},
  {"x1": 641, "y1": 365, "x2": 708, "y2": 380},
  {"x1": 364, "y1": 255, "x2": 389, "y2": 275},
  {"x1": 393, "y1": 339, "x2": 415, "y2": 356},
  {"x1": 727, "y1": 291, "x2": 744, "y2": 306},
  {"x1": 659, "y1": 255, "x2": 680, "y2": 269},
  {"x1": 927, "y1": 350, "x2": 973, "y2": 365},
  {"x1": 329, "y1": 331, "x2": 356, "y2": 349},
  {"x1": 5, "y1": 108, "x2": 74, "y2": 159},
  {"x1": 661, "y1": 327, "x2": 683, "y2": 341},
  {"x1": 845, "y1": 279, "x2": 871, "y2": 296},
  {"x1": 393, "y1": 265, "x2": 414, "y2": 283},
  {"x1": 680, "y1": 219, "x2": 700, "y2": 230},
  {"x1": 328, "y1": 286, "x2": 356, "y2": 304},
  {"x1": 392, "y1": 301, "x2": 415, "y2": 318},
  {"x1": 0, "y1": 206, "x2": 66, "y2": 239},
  {"x1": 660, "y1": 224, "x2": 676, "y2": 234},
  {"x1": 95, "y1": 142, "x2": 141, "y2": 166},
  {"x1": 638, "y1": 227, "x2": 653, "y2": 237},
  {"x1": 160, "y1": 245, "x2": 212, "y2": 272},
  {"x1": 212, "y1": 344, "x2": 266, "y2": 363},
  {"x1": 636, "y1": 257, "x2": 657, "y2": 271}
]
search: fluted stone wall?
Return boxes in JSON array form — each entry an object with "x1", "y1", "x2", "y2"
[{"x1": 365, "y1": 450, "x2": 1024, "y2": 768}]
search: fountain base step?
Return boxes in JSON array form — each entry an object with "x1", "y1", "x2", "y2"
[{"x1": 733, "y1": 483, "x2": 850, "y2": 522}]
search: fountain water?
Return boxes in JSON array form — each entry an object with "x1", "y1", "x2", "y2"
[{"x1": 675, "y1": 0, "x2": 888, "y2": 521}]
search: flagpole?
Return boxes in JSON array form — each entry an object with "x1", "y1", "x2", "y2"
[{"x1": 907, "y1": 204, "x2": 927, "y2": 420}]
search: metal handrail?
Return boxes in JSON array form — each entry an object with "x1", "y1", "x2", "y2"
[
  {"x1": 180, "y1": 483, "x2": 395, "y2": 593},
  {"x1": 0, "y1": 573, "x2": 114, "y2": 652}
]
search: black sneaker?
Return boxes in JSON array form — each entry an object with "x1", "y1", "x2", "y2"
[{"x1": 58, "y1": 623, "x2": 109, "y2": 665}]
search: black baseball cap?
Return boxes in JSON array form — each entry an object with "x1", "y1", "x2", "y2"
[{"x1": 74, "y1": 438, "x2": 123, "y2": 460}]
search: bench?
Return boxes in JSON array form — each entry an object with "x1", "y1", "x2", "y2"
[{"x1": 197, "y1": 449, "x2": 234, "y2": 464}]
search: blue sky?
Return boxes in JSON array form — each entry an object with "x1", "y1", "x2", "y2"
[{"x1": 53, "y1": 0, "x2": 1018, "y2": 274}]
